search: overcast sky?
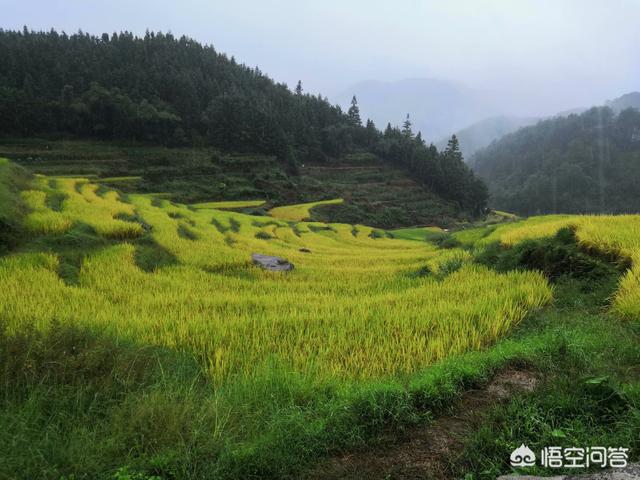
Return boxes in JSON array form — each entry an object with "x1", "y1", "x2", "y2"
[{"x1": 2, "y1": 0, "x2": 639, "y2": 116}]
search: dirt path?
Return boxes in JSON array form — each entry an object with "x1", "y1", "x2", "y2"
[{"x1": 304, "y1": 369, "x2": 539, "y2": 480}]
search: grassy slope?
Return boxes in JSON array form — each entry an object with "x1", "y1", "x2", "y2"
[
  {"x1": 391, "y1": 226, "x2": 447, "y2": 242},
  {"x1": 0, "y1": 139, "x2": 463, "y2": 228},
  {"x1": 299, "y1": 154, "x2": 461, "y2": 228},
  {"x1": 191, "y1": 200, "x2": 266, "y2": 210},
  {"x1": 455, "y1": 234, "x2": 640, "y2": 478},
  {"x1": 268, "y1": 198, "x2": 343, "y2": 221},
  {"x1": 0, "y1": 159, "x2": 29, "y2": 254},
  {"x1": 0, "y1": 162, "x2": 638, "y2": 479},
  {"x1": 306, "y1": 225, "x2": 640, "y2": 478},
  {"x1": 0, "y1": 165, "x2": 553, "y2": 480}
]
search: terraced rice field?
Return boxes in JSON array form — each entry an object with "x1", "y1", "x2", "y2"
[
  {"x1": 7, "y1": 171, "x2": 640, "y2": 383},
  {"x1": 190, "y1": 199, "x2": 266, "y2": 210},
  {"x1": 99, "y1": 176, "x2": 142, "y2": 183},
  {"x1": 268, "y1": 198, "x2": 344, "y2": 221},
  {"x1": 391, "y1": 225, "x2": 446, "y2": 242},
  {"x1": 452, "y1": 214, "x2": 640, "y2": 319},
  {"x1": 2, "y1": 174, "x2": 552, "y2": 383},
  {"x1": 3, "y1": 160, "x2": 640, "y2": 478}
]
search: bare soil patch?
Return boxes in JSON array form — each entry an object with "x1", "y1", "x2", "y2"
[{"x1": 304, "y1": 368, "x2": 538, "y2": 480}]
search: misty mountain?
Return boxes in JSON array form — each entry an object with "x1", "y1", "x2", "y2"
[
  {"x1": 554, "y1": 91, "x2": 640, "y2": 118},
  {"x1": 0, "y1": 28, "x2": 489, "y2": 217},
  {"x1": 335, "y1": 78, "x2": 496, "y2": 142},
  {"x1": 471, "y1": 105, "x2": 640, "y2": 216},
  {"x1": 607, "y1": 91, "x2": 640, "y2": 112},
  {"x1": 442, "y1": 91, "x2": 640, "y2": 159},
  {"x1": 435, "y1": 116, "x2": 539, "y2": 159}
]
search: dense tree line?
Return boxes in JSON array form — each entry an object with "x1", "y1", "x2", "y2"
[
  {"x1": 0, "y1": 27, "x2": 346, "y2": 155},
  {"x1": 471, "y1": 106, "x2": 640, "y2": 215},
  {"x1": 374, "y1": 118, "x2": 488, "y2": 213},
  {"x1": 0, "y1": 27, "x2": 487, "y2": 213}
]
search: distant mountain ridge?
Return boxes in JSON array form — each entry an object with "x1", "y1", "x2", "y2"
[
  {"x1": 470, "y1": 93, "x2": 640, "y2": 216},
  {"x1": 336, "y1": 78, "x2": 497, "y2": 141},
  {"x1": 436, "y1": 116, "x2": 539, "y2": 159},
  {"x1": 0, "y1": 28, "x2": 489, "y2": 220},
  {"x1": 442, "y1": 91, "x2": 640, "y2": 159},
  {"x1": 606, "y1": 91, "x2": 640, "y2": 112}
]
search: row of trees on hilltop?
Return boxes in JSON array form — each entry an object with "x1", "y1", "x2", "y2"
[
  {"x1": 374, "y1": 115, "x2": 488, "y2": 213},
  {"x1": 0, "y1": 28, "x2": 347, "y2": 156},
  {"x1": 0, "y1": 27, "x2": 488, "y2": 213},
  {"x1": 472, "y1": 106, "x2": 640, "y2": 215}
]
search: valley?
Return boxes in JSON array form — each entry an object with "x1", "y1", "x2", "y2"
[{"x1": 0, "y1": 17, "x2": 639, "y2": 480}]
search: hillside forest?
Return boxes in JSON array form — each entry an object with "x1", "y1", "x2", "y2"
[{"x1": 0, "y1": 28, "x2": 487, "y2": 215}]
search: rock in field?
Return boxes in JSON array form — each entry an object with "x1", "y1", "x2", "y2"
[{"x1": 251, "y1": 253, "x2": 294, "y2": 271}]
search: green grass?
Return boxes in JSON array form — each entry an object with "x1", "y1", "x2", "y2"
[
  {"x1": 137, "y1": 192, "x2": 173, "y2": 199},
  {"x1": 455, "y1": 271, "x2": 640, "y2": 478},
  {"x1": 1, "y1": 138, "x2": 472, "y2": 228},
  {"x1": 1, "y1": 159, "x2": 640, "y2": 479},
  {"x1": 390, "y1": 226, "x2": 447, "y2": 242},
  {"x1": 0, "y1": 158, "x2": 29, "y2": 254},
  {"x1": 491, "y1": 209, "x2": 518, "y2": 220},
  {"x1": 99, "y1": 176, "x2": 142, "y2": 182},
  {"x1": 190, "y1": 200, "x2": 266, "y2": 210}
]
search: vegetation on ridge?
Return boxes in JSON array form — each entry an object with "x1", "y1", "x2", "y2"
[
  {"x1": 472, "y1": 105, "x2": 640, "y2": 215},
  {"x1": 0, "y1": 27, "x2": 488, "y2": 215}
]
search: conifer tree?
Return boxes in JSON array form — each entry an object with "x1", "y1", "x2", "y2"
[
  {"x1": 384, "y1": 122, "x2": 394, "y2": 137},
  {"x1": 402, "y1": 114, "x2": 413, "y2": 138},
  {"x1": 347, "y1": 95, "x2": 361, "y2": 126},
  {"x1": 444, "y1": 134, "x2": 462, "y2": 162}
]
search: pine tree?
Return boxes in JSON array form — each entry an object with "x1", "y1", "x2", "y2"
[
  {"x1": 347, "y1": 95, "x2": 361, "y2": 126},
  {"x1": 365, "y1": 119, "x2": 378, "y2": 146},
  {"x1": 402, "y1": 114, "x2": 413, "y2": 138},
  {"x1": 295, "y1": 80, "x2": 303, "y2": 96},
  {"x1": 444, "y1": 134, "x2": 462, "y2": 162}
]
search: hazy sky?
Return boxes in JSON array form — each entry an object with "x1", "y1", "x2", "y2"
[{"x1": 2, "y1": 0, "x2": 639, "y2": 116}]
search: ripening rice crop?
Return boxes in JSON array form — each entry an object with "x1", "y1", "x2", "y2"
[
  {"x1": 571, "y1": 216, "x2": 640, "y2": 319},
  {"x1": 20, "y1": 176, "x2": 144, "y2": 239},
  {"x1": 268, "y1": 198, "x2": 344, "y2": 221},
  {"x1": 0, "y1": 175, "x2": 554, "y2": 383},
  {"x1": 456, "y1": 214, "x2": 640, "y2": 321},
  {"x1": 452, "y1": 215, "x2": 576, "y2": 248},
  {"x1": 190, "y1": 199, "x2": 266, "y2": 210},
  {"x1": 391, "y1": 226, "x2": 445, "y2": 242}
]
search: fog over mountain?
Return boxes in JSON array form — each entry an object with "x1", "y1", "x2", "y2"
[
  {"x1": 336, "y1": 78, "x2": 498, "y2": 141},
  {"x1": 435, "y1": 116, "x2": 539, "y2": 159},
  {"x1": 3, "y1": 0, "x2": 639, "y2": 136},
  {"x1": 435, "y1": 91, "x2": 640, "y2": 160}
]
